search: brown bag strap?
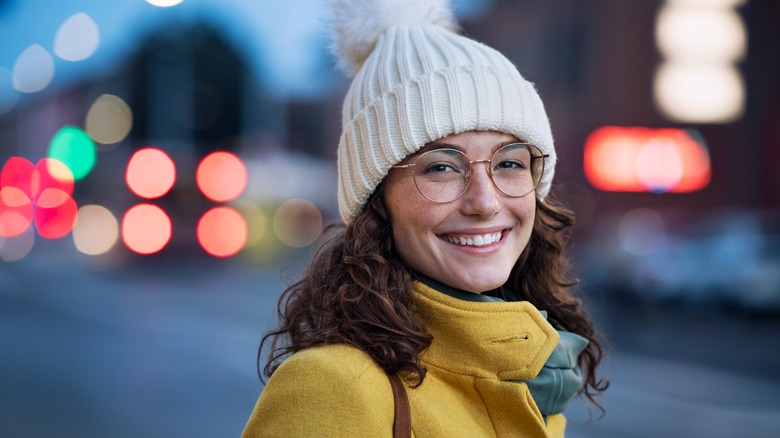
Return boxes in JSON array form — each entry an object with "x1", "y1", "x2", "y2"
[{"x1": 388, "y1": 373, "x2": 411, "y2": 438}]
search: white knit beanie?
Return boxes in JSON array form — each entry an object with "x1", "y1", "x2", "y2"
[{"x1": 330, "y1": 0, "x2": 556, "y2": 221}]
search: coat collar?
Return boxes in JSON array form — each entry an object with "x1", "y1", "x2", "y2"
[{"x1": 413, "y1": 281, "x2": 559, "y2": 380}]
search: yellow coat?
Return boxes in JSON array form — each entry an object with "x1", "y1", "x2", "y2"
[{"x1": 242, "y1": 282, "x2": 565, "y2": 438}]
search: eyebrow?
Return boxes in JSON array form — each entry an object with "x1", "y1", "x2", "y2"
[{"x1": 418, "y1": 139, "x2": 523, "y2": 155}]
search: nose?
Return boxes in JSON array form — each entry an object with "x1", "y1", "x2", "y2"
[{"x1": 460, "y1": 162, "x2": 500, "y2": 217}]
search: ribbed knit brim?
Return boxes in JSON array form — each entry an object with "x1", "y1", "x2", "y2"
[{"x1": 337, "y1": 24, "x2": 555, "y2": 221}]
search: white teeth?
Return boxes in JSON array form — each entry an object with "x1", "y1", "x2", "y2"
[{"x1": 444, "y1": 231, "x2": 502, "y2": 247}]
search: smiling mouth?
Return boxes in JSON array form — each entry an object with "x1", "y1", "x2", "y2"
[{"x1": 441, "y1": 230, "x2": 503, "y2": 247}]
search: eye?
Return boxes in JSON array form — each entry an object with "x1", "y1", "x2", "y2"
[
  {"x1": 493, "y1": 144, "x2": 532, "y2": 173},
  {"x1": 416, "y1": 149, "x2": 467, "y2": 176},
  {"x1": 495, "y1": 159, "x2": 527, "y2": 170},
  {"x1": 424, "y1": 162, "x2": 459, "y2": 174}
]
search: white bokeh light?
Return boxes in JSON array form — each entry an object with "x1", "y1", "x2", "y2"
[
  {"x1": 656, "y1": 5, "x2": 746, "y2": 62},
  {"x1": 85, "y1": 94, "x2": 133, "y2": 146},
  {"x1": 146, "y1": 0, "x2": 185, "y2": 7},
  {"x1": 73, "y1": 205, "x2": 119, "y2": 256},
  {"x1": 54, "y1": 13, "x2": 101, "y2": 62},
  {"x1": 654, "y1": 0, "x2": 747, "y2": 123},
  {"x1": 654, "y1": 62, "x2": 745, "y2": 123},
  {"x1": 12, "y1": 44, "x2": 55, "y2": 93}
]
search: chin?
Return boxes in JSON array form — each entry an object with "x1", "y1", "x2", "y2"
[{"x1": 457, "y1": 273, "x2": 510, "y2": 294}]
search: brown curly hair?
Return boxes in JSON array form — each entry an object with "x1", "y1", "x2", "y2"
[{"x1": 258, "y1": 183, "x2": 608, "y2": 409}]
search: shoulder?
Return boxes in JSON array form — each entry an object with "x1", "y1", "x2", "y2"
[
  {"x1": 242, "y1": 344, "x2": 395, "y2": 438},
  {"x1": 276, "y1": 343, "x2": 385, "y2": 379}
]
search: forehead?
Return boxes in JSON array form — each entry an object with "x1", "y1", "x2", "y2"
[{"x1": 420, "y1": 131, "x2": 521, "y2": 154}]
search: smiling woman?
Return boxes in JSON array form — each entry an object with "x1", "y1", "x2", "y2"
[{"x1": 243, "y1": 0, "x2": 608, "y2": 436}]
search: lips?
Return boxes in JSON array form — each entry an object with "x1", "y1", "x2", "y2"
[{"x1": 442, "y1": 231, "x2": 503, "y2": 247}]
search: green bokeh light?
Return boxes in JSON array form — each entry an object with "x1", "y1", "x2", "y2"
[{"x1": 48, "y1": 126, "x2": 96, "y2": 180}]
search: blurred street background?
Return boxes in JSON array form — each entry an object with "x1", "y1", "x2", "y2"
[{"x1": 1, "y1": 0, "x2": 779, "y2": 437}]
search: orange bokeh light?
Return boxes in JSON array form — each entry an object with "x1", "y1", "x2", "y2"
[
  {"x1": 584, "y1": 126, "x2": 711, "y2": 193},
  {"x1": 122, "y1": 203, "x2": 172, "y2": 255},
  {"x1": 196, "y1": 151, "x2": 247, "y2": 202},
  {"x1": 126, "y1": 148, "x2": 176, "y2": 199},
  {"x1": 197, "y1": 206, "x2": 248, "y2": 258}
]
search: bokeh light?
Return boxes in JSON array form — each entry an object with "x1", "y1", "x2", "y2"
[
  {"x1": 0, "y1": 157, "x2": 78, "y2": 239},
  {"x1": 12, "y1": 44, "x2": 54, "y2": 93},
  {"x1": 234, "y1": 201, "x2": 268, "y2": 248},
  {"x1": 85, "y1": 94, "x2": 133, "y2": 146},
  {"x1": 196, "y1": 151, "x2": 247, "y2": 202},
  {"x1": 146, "y1": 0, "x2": 185, "y2": 7},
  {"x1": 122, "y1": 204, "x2": 172, "y2": 255},
  {"x1": 0, "y1": 226, "x2": 35, "y2": 262},
  {"x1": 54, "y1": 13, "x2": 100, "y2": 62},
  {"x1": 584, "y1": 126, "x2": 711, "y2": 193},
  {"x1": 197, "y1": 206, "x2": 248, "y2": 257},
  {"x1": 635, "y1": 139, "x2": 684, "y2": 192},
  {"x1": 654, "y1": 62, "x2": 745, "y2": 123},
  {"x1": 73, "y1": 205, "x2": 119, "y2": 256},
  {"x1": 126, "y1": 148, "x2": 176, "y2": 199},
  {"x1": 1, "y1": 157, "x2": 35, "y2": 191},
  {"x1": 273, "y1": 199, "x2": 323, "y2": 248},
  {"x1": 1, "y1": 158, "x2": 35, "y2": 221},
  {"x1": 0, "y1": 187, "x2": 34, "y2": 237},
  {"x1": 618, "y1": 208, "x2": 666, "y2": 256},
  {"x1": 48, "y1": 126, "x2": 97, "y2": 180},
  {"x1": 234, "y1": 201, "x2": 282, "y2": 262},
  {"x1": 42, "y1": 158, "x2": 76, "y2": 188},
  {"x1": 34, "y1": 188, "x2": 78, "y2": 239},
  {"x1": 1, "y1": 157, "x2": 75, "y2": 200},
  {"x1": 654, "y1": 0, "x2": 746, "y2": 123},
  {"x1": 656, "y1": 5, "x2": 746, "y2": 62}
]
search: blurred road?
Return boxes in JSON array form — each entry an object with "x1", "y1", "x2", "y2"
[{"x1": 2, "y1": 247, "x2": 779, "y2": 438}]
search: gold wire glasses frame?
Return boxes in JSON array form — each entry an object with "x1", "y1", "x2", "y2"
[{"x1": 390, "y1": 143, "x2": 548, "y2": 203}]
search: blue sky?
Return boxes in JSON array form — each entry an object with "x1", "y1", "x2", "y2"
[
  {"x1": 0, "y1": 0, "x2": 330, "y2": 106},
  {"x1": 0, "y1": 0, "x2": 490, "y2": 109}
]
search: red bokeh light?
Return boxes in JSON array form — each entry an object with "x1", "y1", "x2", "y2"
[
  {"x1": 196, "y1": 151, "x2": 247, "y2": 202},
  {"x1": 0, "y1": 157, "x2": 77, "y2": 238},
  {"x1": 121, "y1": 204, "x2": 172, "y2": 255},
  {"x1": 197, "y1": 206, "x2": 248, "y2": 258},
  {"x1": 0, "y1": 187, "x2": 34, "y2": 237},
  {"x1": 584, "y1": 126, "x2": 711, "y2": 193},
  {"x1": 126, "y1": 148, "x2": 176, "y2": 199},
  {"x1": 35, "y1": 188, "x2": 79, "y2": 239}
]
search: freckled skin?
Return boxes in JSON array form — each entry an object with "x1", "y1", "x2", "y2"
[{"x1": 384, "y1": 131, "x2": 536, "y2": 293}]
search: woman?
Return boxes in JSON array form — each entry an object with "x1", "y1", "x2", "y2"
[{"x1": 243, "y1": 0, "x2": 607, "y2": 436}]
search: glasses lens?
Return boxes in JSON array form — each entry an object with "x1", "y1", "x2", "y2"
[
  {"x1": 411, "y1": 149, "x2": 470, "y2": 202},
  {"x1": 491, "y1": 143, "x2": 544, "y2": 197},
  {"x1": 407, "y1": 144, "x2": 546, "y2": 202}
]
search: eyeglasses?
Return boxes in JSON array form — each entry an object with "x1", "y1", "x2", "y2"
[{"x1": 390, "y1": 143, "x2": 548, "y2": 203}]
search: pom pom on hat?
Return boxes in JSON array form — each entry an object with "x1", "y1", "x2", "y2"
[
  {"x1": 329, "y1": 0, "x2": 459, "y2": 74},
  {"x1": 329, "y1": 0, "x2": 557, "y2": 221}
]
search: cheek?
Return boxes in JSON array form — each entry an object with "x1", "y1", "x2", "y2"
[{"x1": 512, "y1": 199, "x2": 536, "y2": 241}]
